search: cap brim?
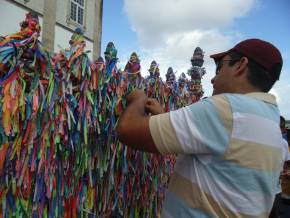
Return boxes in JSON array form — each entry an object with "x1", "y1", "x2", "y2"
[{"x1": 210, "y1": 50, "x2": 231, "y2": 61}]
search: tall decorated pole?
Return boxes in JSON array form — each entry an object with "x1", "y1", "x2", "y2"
[
  {"x1": 187, "y1": 47, "x2": 206, "y2": 103},
  {"x1": 176, "y1": 72, "x2": 189, "y2": 108},
  {"x1": 164, "y1": 67, "x2": 177, "y2": 111},
  {"x1": 0, "y1": 12, "x2": 53, "y2": 217},
  {"x1": 123, "y1": 52, "x2": 143, "y2": 91},
  {"x1": 50, "y1": 27, "x2": 96, "y2": 217},
  {"x1": 104, "y1": 42, "x2": 118, "y2": 77},
  {"x1": 145, "y1": 60, "x2": 164, "y2": 102}
]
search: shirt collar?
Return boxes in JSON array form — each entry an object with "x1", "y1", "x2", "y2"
[{"x1": 246, "y1": 92, "x2": 277, "y2": 106}]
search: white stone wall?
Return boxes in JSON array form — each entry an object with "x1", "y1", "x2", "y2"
[
  {"x1": 13, "y1": 0, "x2": 44, "y2": 14},
  {"x1": 2, "y1": 0, "x2": 100, "y2": 58},
  {"x1": 11, "y1": 0, "x2": 96, "y2": 41},
  {"x1": 1, "y1": 0, "x2": 94, "y2": 59},
  {"x1": 54, "y1": 25, "x2": 94, "y2": 60},
  {"x1": 55, "y1": 0, "x2": 95, "y2": 41}
]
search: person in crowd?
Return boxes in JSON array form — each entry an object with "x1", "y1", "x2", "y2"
[{"x1": 269, "y1": 116, "x2": 290, "y2": 218}]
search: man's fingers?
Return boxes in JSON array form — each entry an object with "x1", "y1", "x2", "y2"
[
  {"x1": 146, "y1": 101, "x2": 152, "y2": 106},
  {"x1": 146, "y1": 98, "x2": 158, "y2": 105},
  {"x1": 126, "y1": 89, "x2": 146, "y2": 104},
  {"x1": 145, "y1": 103, "x2": 152, "y2": 110}
]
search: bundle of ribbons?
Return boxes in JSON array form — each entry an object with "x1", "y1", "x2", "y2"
[{"x1": 0, "y1": 12, "x2": 205, "y2": 217}]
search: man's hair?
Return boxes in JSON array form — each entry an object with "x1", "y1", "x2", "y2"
[
  {"x1": 228, "y1": 51, "x2": 278, "y2": 92},
  {"x1": 280, "y1": 116, "x2": 286, "y2": 127}
]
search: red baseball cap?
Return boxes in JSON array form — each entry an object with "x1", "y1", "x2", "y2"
[{"x1": 210, "y1": 39, "x2": 283, "y2": 80}]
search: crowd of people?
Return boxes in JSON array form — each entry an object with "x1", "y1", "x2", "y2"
[{"x1": 269, "y1": 116, "x2": 290, "y2": 218}]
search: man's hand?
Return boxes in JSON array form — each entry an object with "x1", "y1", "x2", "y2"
[
  {"x1": 117, "y1": 90, "x2": 159, "y2": 153},
  {"x1": 145, "y1": 98, "x2": 165, "y2": 115},
  {"x1": 126, "y1": 89, "x2": 146, "y2": 105}
]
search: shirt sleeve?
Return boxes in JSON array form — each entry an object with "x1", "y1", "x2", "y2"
[
  {"x1": 149, "y1": 94, "x2": 233, "y2": 155},
  {"x1": 149, "y1": 112, "x2": 183, "y2": 154}
]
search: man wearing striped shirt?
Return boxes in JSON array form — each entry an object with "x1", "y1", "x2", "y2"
[{"x1": 117, "y1": 39, "x2": 287, "y2": 218}]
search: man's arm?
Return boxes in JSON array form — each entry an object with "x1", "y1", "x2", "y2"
[{"x1": 116, "y1": 90, "x2": 160, "y2": 153}]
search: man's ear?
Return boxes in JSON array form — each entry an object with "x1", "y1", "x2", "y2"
[{"x1": 234, "y1": 57, "x2": 249, "y2": 77}]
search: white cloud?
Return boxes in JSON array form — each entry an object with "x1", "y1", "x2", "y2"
[
  {"x1": 124, "y1": 0, "x2": 257, "y2": 48},
  {"x1": 121, "y1": 0, "x2": 258, "y2": 96},
  {"x1": 132, "y1": 29, "x2": 234, "y2": 93},
  {"x1": 270, "y1": 68, "x2": 290, "y2": 119},
  {"x1": 122, "y1": 0, "x2": 290, "y2": 119}
]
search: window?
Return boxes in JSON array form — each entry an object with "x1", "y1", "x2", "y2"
[{"x1": 70, "y1": 0, "x2": 85, "y2": 26}]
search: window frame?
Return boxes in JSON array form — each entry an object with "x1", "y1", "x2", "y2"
[{"x1": 68, "y1": 0, "x2": 86, "y2": 27}]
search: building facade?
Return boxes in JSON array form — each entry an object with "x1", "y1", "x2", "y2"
[{"x1": 5, "y1": 0, "x2": 102, "y2": 59}]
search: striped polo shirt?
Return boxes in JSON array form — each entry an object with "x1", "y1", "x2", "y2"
[{"x1": 149, "y1": 93, "x2": 288, "y2": 218}]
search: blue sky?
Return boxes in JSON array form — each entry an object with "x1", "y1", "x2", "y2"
[{"x1": 102, "y1": 0, "x2": 290, "y2": 119}]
